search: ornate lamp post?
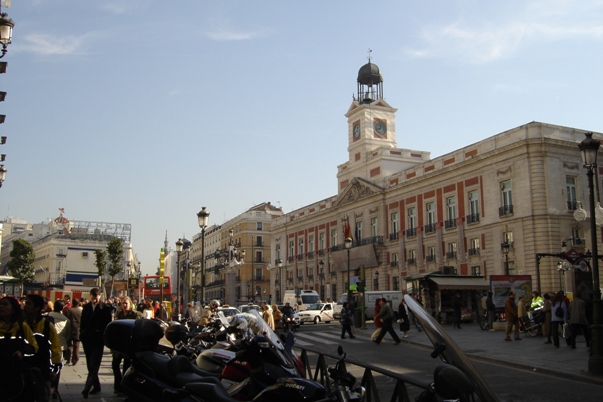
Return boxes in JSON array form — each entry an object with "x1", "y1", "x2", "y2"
[
  {"x1": 175, "y1": 239, "x2": 183, "y2": 319},
  {"x1": 501, "y1": 241, "x2": 511, "y2": 275},
  {"x1": 344, "y1": 237, "x2": 353, "y2": 302},
  {"x1": 578, "y1": 132, "x2": 603, "y2": 375},
  {"x1": 319, "y1": 260, "x2": 325, "y2": 300},
  {"x1": 197, "y1": 207, "x2": 209, "y2": 305},
  {"x1": 0, "y1": 8, "x2": 14, "y2": 59},
  {"x1": 276, "y1": 258, "x2": 283, "y2": 303}
]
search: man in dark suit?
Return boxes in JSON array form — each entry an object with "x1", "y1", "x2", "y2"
[
  {"x1": 80, "y1": 287, "x2": 113, "y2": 398},
  {"x1": 64, "y1": 298, "x2": 82, "y2": 365}
]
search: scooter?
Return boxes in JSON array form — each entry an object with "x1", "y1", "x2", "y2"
[{"x1": 104, "y1": 311, "x2": 306, "y2": 402}]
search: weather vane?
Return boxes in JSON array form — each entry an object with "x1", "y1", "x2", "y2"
[{"x1": 367, "y1": 48, "x2": 372, "y2": 62}]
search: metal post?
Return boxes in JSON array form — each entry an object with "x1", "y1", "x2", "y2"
[
  {"x1": 201, "y1": 227, "x2": 206, "y2": 304},
  {"x1": 587, "y1": 165, "x2": 603, "y2": 374}
]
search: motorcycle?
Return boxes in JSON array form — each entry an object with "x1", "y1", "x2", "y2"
[
  {"x1": 104, "y1": 310, "x2": 307, "y2": 401},
  {"x1": 405, "y1": 294, "x2": 499, "y2": 402}
]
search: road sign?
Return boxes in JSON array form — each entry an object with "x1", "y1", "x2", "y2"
[{"x1": 128, "y1": 277, "x2": 139, "y2": 290}]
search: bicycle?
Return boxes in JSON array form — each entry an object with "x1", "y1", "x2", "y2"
[
  {"x1": 518, "y1": 312, "x2": 542, "y2": 337},
  {"x1": 478, "y1": 310, "x2": 498, "y2": 330}
]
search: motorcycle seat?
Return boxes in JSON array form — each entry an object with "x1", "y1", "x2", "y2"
[
  {"x1": 168, "y1": 355, "x2": 221, "y2": 381},
  {"x1": 135, "y1": 352, "x2": 220, "y2": 389}
]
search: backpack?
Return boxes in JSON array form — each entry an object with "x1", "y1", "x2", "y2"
[{"x1": 555, "y1": 304, "x2": 564, "y2": 319}]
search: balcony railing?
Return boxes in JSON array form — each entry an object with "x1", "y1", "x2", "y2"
[
  {"x1": 567, "y1": 200, "x2": 578, "y2": 211},
  {"x1": 424, "y1": 223, "x2": 436, "y2": 234},
  {"x1": 466, "y1": 214, "x2": 480, "y2": 224},
  {"x1": 426, "y1": 255, "x2": 435, "y2": 262},
  {"x1": 307, "y1": 251, "x2": 314, "y2": 259},
  {"x1": 318, "y1": 249, "x2": 325, "y2": 256},
  {"x1": 307, "y1": 274, "x2": 314, "y2": 280},
  {"x1": 390, "y1": 261, "x2": 398, "y2": 268},
  {"x1": 297, "y1": 254, "x2": 304, "y2": 260},
  {"x1": 446, "y1": 251, "x2": 457, "y2": 259},
  {"x1": 297, "y1": 276, "x2": 304, "y2": 281},
  {"x1": 499, "y1": 205, "x2": 514, "y2": 217},
  {"x1": 288, "y1": 256, "x2": 294, "y2": 263},
  {"x1": 405, "y1": 228, "x2": 416, "y2": 237},
  {"x1": 468, "y1": 248, "x2": 480, "y2": 256},
  {"x1": 407, "y1": 258, "x2": 416, "y2": 265},
  {"x1": 255, "y1": 240, "x2": 264, "y2": 247},
  {"x1": 389, "y1": 232, "x2": 399, "y2": 241},
  {"x1": 444, "y1": 219, "x2": 456, "y2": 229}
]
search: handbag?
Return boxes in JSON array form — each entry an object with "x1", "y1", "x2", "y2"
[{"x1": 555, "y1": 305, "x2": 564, "y2": 318}]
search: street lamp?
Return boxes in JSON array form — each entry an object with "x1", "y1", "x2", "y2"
[
  {"x1": 557, "y1": 261, "x2": 565, "y2": 290},
  {"x1": 0, "y1": 164, "x2": 6, "y2": 188},
  {"x1": 344, "y1": 237, "x2": 353, "y2": 302},
  {"x1": 374, "y1": 270, "x2": 379, "y2": 290},
  {"x1": 197, "y1": 207, "x2": 209, "y2": 305},
  {"x1": 319, "y1": 260, "x2": 325, "y2": 300},
  {"x1": 175, "y1": 239, "x2": 183, "y2": 319},
  {"x1": 578, "y1": 131, "x2": 603, "y2": 375},
  {"x1": 276, "y1": 258, "x2": 283, "y2": 303},
  {"x1": 501, "y1": 241, "x2": 511, "y2": 275},
  {"x1": 0, "y1": 9, "x2": 14, "y2": 59}
]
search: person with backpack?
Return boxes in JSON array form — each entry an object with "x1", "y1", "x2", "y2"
[
  {"x1": 24, "y1": 294, "x2": 63, "y2": 402},
  {"x1": 551, "y1": 291, "x2": 569, "y2": 348}
]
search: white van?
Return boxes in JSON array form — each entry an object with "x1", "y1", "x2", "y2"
[
  {"x1": 283, "y1": 289, "x2": 321, "y2": 311},
  {"x1": 338, "y1": 291, "x2": 403, "y2": 320}
]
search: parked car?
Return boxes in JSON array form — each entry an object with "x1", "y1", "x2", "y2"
[{"x1": 276, "y1": 304, "x2": 301, "y2": 329}]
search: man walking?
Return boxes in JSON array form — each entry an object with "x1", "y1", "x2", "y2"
[
  {"x1": 569, "y1": 290, "x2": 591, "y2": 349},
  {"x1": 504, "y1": 291, "x2": 521, "y2": 341},
  {"x1": 80, "y1": 287, "x2": 113, "y2": 398},
  {"x1": 64, "y1": 298, "x2": 83, "y2": 365},
  {"x1": 373, "y1": 298, "x2": 401, "y2": 345}
]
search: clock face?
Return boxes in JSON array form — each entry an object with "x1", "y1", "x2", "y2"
[
  {"x1": 353, "y1": 123, "x2": 361, "y2": 139},
  {"x1": 374, "y1": 120, "x2": 387, "y2": 136}
]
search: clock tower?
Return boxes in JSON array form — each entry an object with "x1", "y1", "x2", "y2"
[{"x1": 337, "y1": 59, "x2": 429, "y2": 193}]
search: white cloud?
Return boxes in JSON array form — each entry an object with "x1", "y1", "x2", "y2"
[
  {"x1": 205, "y1": 28, "x2": 267, "y2": 42},
  {"x1": 407, "y1": 3, "x2": 603, "y2": 63},
  {"x1": 18, "y1": 33, "x2": 91, "y2": 55}
]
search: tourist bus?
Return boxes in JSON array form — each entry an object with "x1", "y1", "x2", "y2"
[{"x1": 142, "y1": 275, "x2": 172, "y2": 303}]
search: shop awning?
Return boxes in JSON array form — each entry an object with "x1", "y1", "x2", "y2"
[{"x1": 429, "y1": 276, "x2": 489, "y2": 290}]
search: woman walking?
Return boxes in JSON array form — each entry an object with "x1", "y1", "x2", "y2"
[
  {"x1": 112, "y1": 297, "x2": 141, "y2": 394},
  {"x1": 371, "y1": 300, "x2": 383, "y2": 342},
  {"x1": 542, "y1": 293, "x2": 552, "y2": 344},
  {"x1": 551, "y1": 291, "x2": 568, "y2": 348},
  {"x1": 398, "y1": 299, "x2": 410, "y2": 338}
]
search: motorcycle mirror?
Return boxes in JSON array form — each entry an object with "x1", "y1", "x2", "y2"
[
  {"x1": 337, "y1": 345, "x2": 344, "y2": 356},
  {"x1": 433, "y1": 364, "x2": 475, "y2": 400}
]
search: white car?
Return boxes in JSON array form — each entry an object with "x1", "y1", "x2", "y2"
[{"x1": 297, "y1": 303, "x2": 336, "y2": 324}]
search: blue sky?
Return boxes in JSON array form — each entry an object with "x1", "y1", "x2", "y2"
[{"x1": 1, "y1": 0, "x2": 602, "y2": 275}]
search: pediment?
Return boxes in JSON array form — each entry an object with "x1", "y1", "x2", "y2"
[
  {"x1": 345, "y1": 99, "x2": 396, "y2": 117},
  {"x1": 335, "y1": 177, "x2": 384, "y2": 207}
]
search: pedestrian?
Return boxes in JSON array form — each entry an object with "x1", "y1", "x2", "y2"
[
  {"x1": 62, "y1": 294, "x2": 72, "y2": 313},
  {"x1": 64, "y1": 298, "x2": 83, "y2": 365},
  {"x1": 262, "y1": 304, "x2": 275, "y2": 330},
  {"x1": 49, "y1": 299, "x2": 71, "y2": 399},
  {"x1": 142, "y1": 300, "x2": 154, "y2": 319},
  {"x1": 156, "y1": 302, "x2": 168, "y2": 321},
  {"x1": 569, "y1": 290, "x2": 590, "y2": 349},
  {"x1": 398, "y1": 299, "x2": 410, "y2": 338},
  {"x1": 486, "y1": 290, "x2": 496, "y2": 331},
  {"x1": 373, "y1": 298, "x2": 401, "y2": 345},
  {"x1": 371, "y1": 299, "x2": 383, "y2": 341},
  {"x1": 542, "y1": 293, "x2": 552, "y2": 344},
  {"x1": 80, "y1": 287, "x2": 113, "y2": 398},
  {"x1": 112, "y1": 296, "x2": 141, "y2": 394},
  {"x1": 0, "y1": 296, "x2": 39, "y2": 401},
  {"x1": 340, "y1": 302, "x2": 355, "y2": 339},
  {"x1": 24, "y1": 294, "x2": 63, "y2": 402},
  {"x1": 551, "y1": 291, "x2": 568, "y2": 348},
  {"x1": 504, "y1": 291, "x2": 521, "y2": 341},
  {"x1": 272, "y1": 304, "x2": 282, "y2": 330}
]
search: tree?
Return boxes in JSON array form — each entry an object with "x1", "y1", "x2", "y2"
[
  {"x1": 107, "y1": 237, "x2": 124, "y2": 298},
  {"x1": 7, "y1": 239, "x2": 35, "y2": 297},
  {"x1": 94, "y1": 249, "x2": 107, "y2": 297}
]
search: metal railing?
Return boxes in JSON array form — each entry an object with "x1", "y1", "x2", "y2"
[
  {"x1": 405, "y1": 227, "x2": 416, "y2": 237},
  {"x1": 298, "y1": 346, "x2": 430, "y2": 402},
  {"x1": 466, "y1": 213, "x2": 480, "y2": 224},
  {"x1": 499, "y1": 205, "x2": 513, "y2": 217}
]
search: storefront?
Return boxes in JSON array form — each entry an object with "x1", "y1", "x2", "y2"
[{"x1": 404, "y1": 272, "x2": 490, "y2": 324}]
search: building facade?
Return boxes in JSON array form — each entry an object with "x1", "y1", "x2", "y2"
[
  {"x1": 269, "y1": 60, "x2": 601, "y2": 318},
  {"x1": 188, "y1": 202, "x2": 282, "y2": 306}
]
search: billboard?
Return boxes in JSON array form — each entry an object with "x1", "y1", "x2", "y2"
[{"x1": 489, "y1": 275, "x2": 532, "y2": 309}]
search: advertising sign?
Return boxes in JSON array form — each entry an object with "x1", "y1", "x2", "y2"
[{"x1": 489, "y1": 275, "x2": 532, "y2": 308}]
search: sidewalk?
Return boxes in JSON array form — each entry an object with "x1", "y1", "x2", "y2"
[
  {"x1": 381, "y1": 321, "x2": 603, "y2": 386},
  {"x1": 53, "y1": 349, "x2": 126, "y2": 401}
]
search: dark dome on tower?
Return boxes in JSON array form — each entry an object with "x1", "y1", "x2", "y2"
[
  {"x1": 356, "y1": 61, "x2": 383, "y2": 103},
  {"x1": 357, "y1": 62, "x2": 383, "y2": 86}
]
